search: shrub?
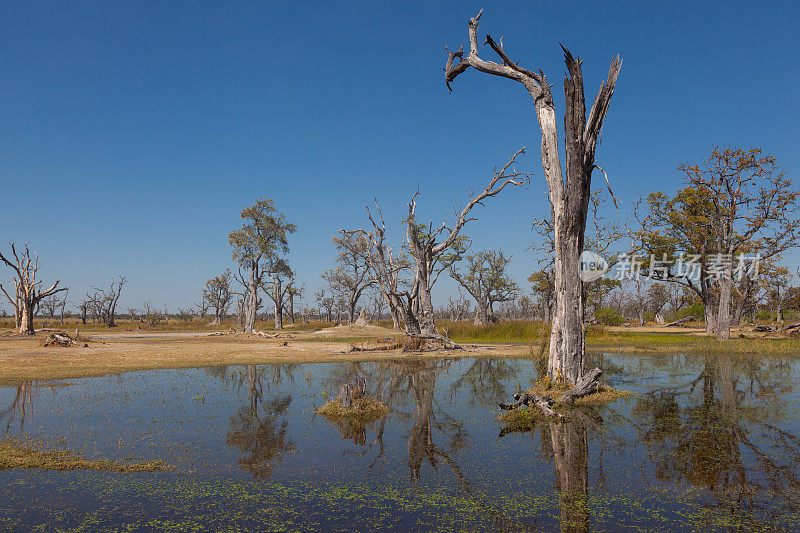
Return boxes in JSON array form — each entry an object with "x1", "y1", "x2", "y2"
[{"x1": 595, "y1": 308, "x2": 622, "y2": 326}]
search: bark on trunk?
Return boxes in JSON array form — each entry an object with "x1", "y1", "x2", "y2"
[
  {"x1": 274, "y1": 299, "x2": 283, "y2": 329},
  {"x1": 717, "y1": 276, "x2": 732, "y2": 340},
  {"x1": 704, "y1": 302, "x2": 717, "y2": 334},
  {"x1": 19, "y1": 301, "x2": 35, "y2": 335},
  {"x1": 244, "y1": 263, "x2": 258, "y2": 334}
]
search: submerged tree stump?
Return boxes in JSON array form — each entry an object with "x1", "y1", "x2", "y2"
[
  {"x1": 337, "y1": 377, "x2": 367, "y2": 409},
  {"x1": 498, "y1": 392, "x2": 562, "y2": 418},
  {"x1": 558, "y1": 367, "x2": 602, "y2": 404}
]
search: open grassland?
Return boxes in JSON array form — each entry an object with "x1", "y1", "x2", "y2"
[{"x1": 1, "y1": 319, "x2": 799, "y2": 383}]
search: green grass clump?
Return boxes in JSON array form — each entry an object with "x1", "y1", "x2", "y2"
[
  {"x1": 317, "y1": 397, "x2": 389, "y2": 425},
  {"x1": 439, "y1": 319, "x2": 548, "y2": 343},
  {"x1": 0, "y1": 438, "x2": 171, "y2": 472}
]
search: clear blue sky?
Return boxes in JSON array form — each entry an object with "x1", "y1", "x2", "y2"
[{"x1": 1, "y1": 1, "x2": 799, "y2": 312}]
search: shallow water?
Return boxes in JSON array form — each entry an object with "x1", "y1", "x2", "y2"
[{"x1": 1, "y1": 353, "x2": 800, "y2": 532}]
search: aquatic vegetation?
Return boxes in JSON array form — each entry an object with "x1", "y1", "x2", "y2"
[{"x1": 0, "y1": 438, "x2": 170, "y2": 472}]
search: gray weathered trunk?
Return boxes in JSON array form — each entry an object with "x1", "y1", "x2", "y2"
[
  {"x1": 716, "y1": 276, "x2": 733, "y2": 340},
  {"x1": 19, "y1": 301, "x2": 35, "y2": 335},
  {"x1": 244, "y1": 262, "x2": 258, "y2": 334}
]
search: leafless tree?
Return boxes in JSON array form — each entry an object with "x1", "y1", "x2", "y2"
[
  {"x1": 445, "y1": 9, "x2": 621, "y2": 382},
  {"x1": 40, "y1": 293, "x2": 60, "y2": 320},
  {"x1": 91, "y1": 276, "x2": 126, "y2": 327},
  {"x1": 0, "y1": 243, "x2": 68, "y2": 334},
  {"x1": 359, "y1": 150, "x2": 527, "y2": 344}
]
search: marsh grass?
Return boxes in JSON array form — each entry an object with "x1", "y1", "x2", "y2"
[
  {"x1": 317, "y1": 397, "x2": 389, "y2": 426},
  {"x1": 440, "y1": 319, "x2": 548, "y2": 343},
  {"x1": 0, "y1": 438, "x2": 171, "y2": 472},
  {"x1": 497, "y1": 381, "x2": 633, "y2": 428}
]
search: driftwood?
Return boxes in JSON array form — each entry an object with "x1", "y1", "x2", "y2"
[
  {"x1": 753, "y1": 324, "x2": 777, "y2": 332},
  {"x1": 498, "y1": 392, "x2": 563, "y2": 419},
  {"x1": 663, "y1": 316, "x2": 691, "y2": 327},
  {"x1": 498, "y1": 367, "x2": 603, "y2": 417},
  {"x1": 42, "y1": 332, "x2": 77, "y2": 347},
  {"x1": 558, "y1": 367, "x2": 602, "y2": 404},
  {"x1": 784, "y1": 322, "x2": 800, "y2": 331},
  {"x1": 347, "y1": 337, "x2": 406, "y2": 352},
  {"x1": 337, "y1": 377, "x2": 367, "y2": 409},
  {"x1": 404, "y1": 332, "x2": 462, "y2": 351}
]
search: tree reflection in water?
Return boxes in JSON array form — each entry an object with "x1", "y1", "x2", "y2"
[
  {"x1": 631, "y1": 356, "x2": 800, "y2": 524},
  {"x1": 1, "y1": 380, "x2": 33, "y2": 433},
  {"x1": 225, "y1": 364, "x2": 296, "y2": 480}
]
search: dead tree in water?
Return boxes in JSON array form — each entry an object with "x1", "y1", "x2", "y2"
[
  {"x1": 359, "y1": 149, "x2": 527, "y2": 345},
  {"x1": 0, "y1": 243, "x2": 68, "y2": 334},
  {"x1": 445, "y1": 10, "x2": 622, "y2": 384}
]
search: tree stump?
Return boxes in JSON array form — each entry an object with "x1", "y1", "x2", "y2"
[{"x1": 337, "y1": 377, "x2": 367, "y2": 409}]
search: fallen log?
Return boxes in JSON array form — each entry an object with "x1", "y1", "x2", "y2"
[
  {"x1": 346, "y1": 337, "x2": 406, "y2": 352},
  {"x1": 403, "y1": 332, "x2": 462, "y2": 351},
  {"x1": 753, "y1": 324, "x2": 777, "y2": 332},
  {"x1": 663, "y1": 316, "x2": 691, "y2": 327},
  {"x1": 558, "y1": 367, "x2": 603, "y2": 404},
  {"x1": 784, "y1": 321, "x2": 800, "y2": 331},
  {"x1": 42, "y1": 332, "x2": 77, "y2": 347},
  {"x1": 498, "y1": 392, "x2": 562, "y2": 419}
]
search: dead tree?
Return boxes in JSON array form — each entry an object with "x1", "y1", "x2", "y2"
[
  {"x1": 445, "y1": 10, "x2": 621, "y2": 383},
  {"x1": 0, "y1": 243, "x2": 68, "y2": 334},
  {"x1": 92, "y1": 276, "x2": 126, "y2": 327},
  {"x1": 361, "y1": 150, "x2": 527, "y2": 345}
]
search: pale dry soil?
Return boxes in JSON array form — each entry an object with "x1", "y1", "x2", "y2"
[{"x1": 0, "y1": 324, "x2": 525, "y2": 384}]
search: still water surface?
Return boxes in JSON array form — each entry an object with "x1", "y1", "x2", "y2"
[{"x1": 1, "y1": 353, "x2": 799, "y2": 531}]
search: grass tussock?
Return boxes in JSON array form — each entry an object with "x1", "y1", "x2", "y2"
[
  {"x1": 0, "y1": 438, "x2": 171, "y2": 472},
  {"x1": 497, "y1": 380, "x2": 633, "y2": 429},
  {"x1": 317, "y1": 397, "x2": 389, "y2": 426},
  {"x1": 439, "y1": 320, "x2": 549, "y2": 343}
]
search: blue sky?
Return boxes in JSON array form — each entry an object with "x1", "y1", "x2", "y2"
[{"x1": 1, "y1": 1, "x2": 799, "y2": 312}]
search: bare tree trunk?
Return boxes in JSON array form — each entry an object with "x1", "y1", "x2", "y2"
[
  {"x1": 288, "y1": 292, "x2": 295, "y2": 325},
  {"x1": 444, "y1": 12, "x2": 620, "y2": 385},
  {"x1": 717, "y1": 276, "x2": 732, "y2": 340},
  {"x1": 244, "y1": 262, "x2": 258, "y2": 334},
  {"x1": 274, "y1": 299, "x2": 283, "y2": 329},
  {"x1": 19, "y1": 301, "x2": 35, "y2": 335},
  {"x1": 704, "y1": 301, "x2": 717, "y2": 334}
]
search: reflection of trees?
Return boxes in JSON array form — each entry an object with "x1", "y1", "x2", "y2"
[
  {"x1": 449, "y1": 358, "x2": 521, "y2": 407},
  {"x1": 225, "y1": 364, "x2": 296, "y2": 479},
  {"x1": 1, "y1": 381, "x2": 33, "y2": 433},
  {"x1": 632, "y1": 356, "x2": 800, "y2": 523}
]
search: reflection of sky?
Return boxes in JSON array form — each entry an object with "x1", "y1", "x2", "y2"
[{"x1": 2, "y1": 354, "x2": 799, "y2": 528}]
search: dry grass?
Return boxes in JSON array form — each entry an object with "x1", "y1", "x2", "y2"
[
  {"x1": 0, "y1": 438, "x2": 170, "y2": 472},
  {"x1": 317, "y1": 397, "x2": 389, "y2": 426}
]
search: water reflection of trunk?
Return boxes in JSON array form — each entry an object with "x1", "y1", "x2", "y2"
[
  {"x1": 226, "y1": 364, "x2": 294, "y2": 480},
  {"x1": 550, "y1": 417, "x2": 589, "y2": 533},
  {"x1": 1, "y1": 381, "x2": 33, "y2": 432},
  {"x1": 635, "y1": 356, "x2": 800, "y2": 522}
]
